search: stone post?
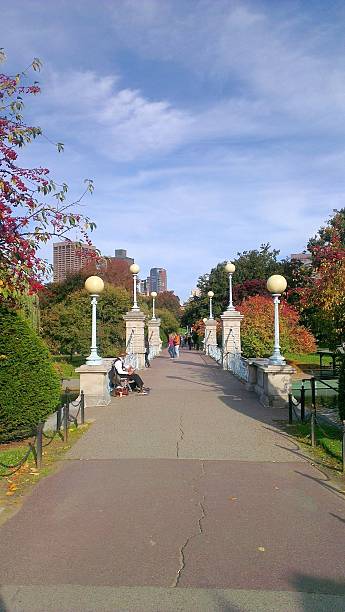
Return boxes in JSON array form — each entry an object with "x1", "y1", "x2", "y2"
[
  {"x1": 75, "y1": 364, "x2": 110, "y2": 407},
  {"x1": 147, "y1": 317, "x2": 162, "y2": 357},
  {"x1": 204, "y1": 319, "x2": 218, "y2": 354},
  {"x1": 221, "y1": 309, "x2": 244, "y2": 368},
  {"x1": 123, "y1": 309, "x2": 146, "y2": 370}
]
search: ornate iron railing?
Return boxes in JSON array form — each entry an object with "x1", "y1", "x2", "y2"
[
  {"x1": 124, "y1": 353, "x2": 139, "y2": 370},
  {"x1": 224, "y1": 352, "x2": 249, "y2": 382},
  {"x1": 207, "y1": 344, "x2": 223, "y2": 364}
]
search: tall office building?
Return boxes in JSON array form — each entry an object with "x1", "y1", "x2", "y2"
[
  {"x1": 150, "y1": 268, "x2": 167, "y2": 293},
  {"x1": 53, "y1": 241, "x2": 95, "y2": 282}
]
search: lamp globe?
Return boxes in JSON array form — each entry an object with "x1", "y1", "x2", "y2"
[
  {"x1": 151, "y1": 291, "x2": 157, "y2": 298},
  {"x1": 225, "y1": 262, "x2": 235, "y2": 274},
  {"x1": 207, "y1": 290, "x2": 214, "y2": 298},
  {"x1": 84, "y1": 276, "x2": 104, "y2": 294},
  {"x1": 267, "y1": 275, "x2": 287, "y2": 294},
  {"x1": 203, "y1": 317, "x2": 208, "y2": 323},
  {"x1": 130, "y1": 263, "x2": 140, "y2": 274}
]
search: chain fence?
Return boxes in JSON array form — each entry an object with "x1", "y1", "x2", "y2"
[{"x1": 0, "y1": 391, "x2": 85, "y2": 478}]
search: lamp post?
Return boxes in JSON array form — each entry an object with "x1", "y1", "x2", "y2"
[
  {"x1": 129, "y1": 263, "x2": 140, "y2": 311},
  {"x1": 225, "y1": 262, "x2": 236, "y2": 310},
  {"x1": 207, "y1": 290, "x2": 214, "y2": 319},
  {"x1": 267, "y1": 274, "x2": 287, "y2": 365},
  {"x1": 85, "y1": 275, "x2": 104, "y2": 365},
  {"x1": 203, "y1": 317, "x2": 208, "y2": 348},
  {"x1": 150, "y1": 291, "x2": 157, "y2": 319}
]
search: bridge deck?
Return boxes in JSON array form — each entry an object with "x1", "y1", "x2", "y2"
[{"x1": 1, "y1": 349, "x2": 345, "y2": 611}]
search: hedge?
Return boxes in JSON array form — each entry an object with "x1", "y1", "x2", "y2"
[{"x1": 0, "y1": 305, "x2": 61, "y2": 441}]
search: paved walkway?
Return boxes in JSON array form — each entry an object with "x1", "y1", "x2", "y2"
[{"x1": 1, "y1": 350, "x2": 345, "y2": 611}]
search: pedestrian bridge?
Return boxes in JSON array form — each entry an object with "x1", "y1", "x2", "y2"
[{"x1": 0, "y1": 348, "x2": 345, "y2": 611}]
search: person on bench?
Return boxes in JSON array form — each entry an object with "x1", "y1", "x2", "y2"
[{"x1": 113, "y1": 354, "x2": 148, "y2": 395}]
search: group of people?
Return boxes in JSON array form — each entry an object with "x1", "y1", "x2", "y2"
[
  {"x1": 167, "y1": 330, "x2": 201, "y2": 358},
  {"x1": 168, "y1": 333, "x2": 181, "y2": 358}
]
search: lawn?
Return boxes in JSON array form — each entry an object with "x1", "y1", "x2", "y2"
[
  {"x1": 52, "y1": 355, "x2": 85, "y2": 379},
  {"x1": 286, "y1": 420, "x2": 343, "y2": 466}
]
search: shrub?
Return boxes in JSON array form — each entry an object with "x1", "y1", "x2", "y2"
[
  {"x1": 0, "y1": 305, "x2": 61, "y2": 441},
  {"x1": 239, "y1": 295, "x2": 316, "y2": 358}
]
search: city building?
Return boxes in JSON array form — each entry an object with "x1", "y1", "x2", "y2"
[
  {"x1": 53, "y1": 241, "x2": 96, "y2": 283},
  {"x1": 150, "y1": 268, "x2": 167, "y2": 293},
  {"x1": 113, "y1": 249, "x2": 134, "y2": 265},
  {"x1": 290, "y1": 252, "x2": 312, "y2": 265},
  {"x1": 139, "y1": 277, "x2": 151, "y2": 295}
]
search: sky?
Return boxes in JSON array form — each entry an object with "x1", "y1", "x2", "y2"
[{"x1": 2, "y1": 0, "x2": 345, "y2": 300}]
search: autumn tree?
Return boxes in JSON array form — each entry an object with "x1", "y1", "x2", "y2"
[
  {"x1": 155, "y1": 291, "x2": 181, "y2": 319},
  {"x1": 0, "y1": 50, "x2": 96, "y2": 302},
  {"x1": 239, "y1": 295, "x2": 316, "y2": 358},
  {"x1": 299, "y1": 209, "x2": 345, "y2": 347}
]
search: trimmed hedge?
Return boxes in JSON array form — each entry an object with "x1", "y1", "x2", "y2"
[{"x1": 0, "y1": 305, "x2": 61, "y2": 441}]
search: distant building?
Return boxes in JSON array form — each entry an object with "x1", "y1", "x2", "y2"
[
  {"x1": 113, "y1": 249, "x2": 134, "y2": 265},
  {"x1": 53, "y1": 241, "x2": 95, "y2": 283},
  {"x1": 150, "y1": 268, "x2": 167, "y2": 293},
  {"x1": 139, "y1": 278, "x2": 150, "y2": 294},
  {"x1": 190, "y1": 287, "x2": 201, "y2": 298},
  {"x1": 290, "y1": 252, "x2": 312, "y2": 265}
]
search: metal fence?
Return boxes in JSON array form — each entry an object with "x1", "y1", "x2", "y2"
[
  {"x1": 289, "y1": 377, "x2": 345, "y2": 473},
  {"x1": 206, "y1": 344, "x2": 249, "y2": 383},
  {"x1": 0, "y1": 391, "x2": 85, "y2": 478}
]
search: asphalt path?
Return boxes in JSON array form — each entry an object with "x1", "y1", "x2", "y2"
[{"x1": 1, "y1": 349, "x2": 345, "y2": 611}]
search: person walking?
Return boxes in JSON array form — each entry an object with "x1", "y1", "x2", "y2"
[
  {"x1": 168, "y1": 333, "x2": 176, "y2": 359},
  {"x1": 187, "y1": 334, "x2": 192, "y2": 350},
  {"x1": 174, "y1": 332, "x2": 180, "y2": 358}
]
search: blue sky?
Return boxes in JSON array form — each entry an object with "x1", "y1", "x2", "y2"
[{"x1": 2, "y1": 0, "x2": 345, "y2": 300}]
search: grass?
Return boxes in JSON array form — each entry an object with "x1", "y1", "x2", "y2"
[
  {"x1": 285, "y1": 352, "x2": 321, "y2": 366},
  {"x1": 0, "y1": 423, "x2": 90, "y2": 524},
  {"x1": 52, "y1": 354, "x2": 85, "y2": 379},
  {"x1": 285, "y1": 420, "x2": 343, "y2": 467}
]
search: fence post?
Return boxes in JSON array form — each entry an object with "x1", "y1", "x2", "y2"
[
  {"x1": 311, "y1": 377, "x2": 316, "y2": 412},
  {"x1": 288, "y1": 393, "x2": 293, "y2": 424},
  {"x1": 342, "y1": 421, "x2": 345, "y2": 474},
  {"x1": 301, "y1": 384, "x2": 305, "y2": 422},
  {"x1": 63, "y1": 398, "x2": 69, "y2": 443},
  {"x1": 56, "y1": 406, "x2": 62, "y2": 431},
  {"x1": 80, "y1": 391, "x2": 85, "y2": 425},
  {"x1": 36, "y1": 422, "x2": 43, "y2": 468}
]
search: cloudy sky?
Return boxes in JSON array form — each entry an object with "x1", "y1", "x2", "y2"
[{"x1": 2, "y1": 0, "x2": 345, "y2": 299}]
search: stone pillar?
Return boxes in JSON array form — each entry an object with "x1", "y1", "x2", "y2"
[
  {"x1": 147, "y1": 318, "x2": 162, "y2": 357},
  {"x1": 204, "y1": 319, "x2": 217, "y2": 353},
  {"x1": 251, "y1": 360, "x2": 295, "y2": 408},
  {"x1": 123, "y1": 310, "x2": 146, "y2": 370},
  {"x1": 221, "y1": 309, "x2": 244, "y2": 357},
  {"x1": 75, "y1": 364, "x2": 110, "y2": 407}
]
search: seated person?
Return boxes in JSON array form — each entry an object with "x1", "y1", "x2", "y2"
[{"x1": 112, "y1": 354, "x2": 148, "y2": 395}]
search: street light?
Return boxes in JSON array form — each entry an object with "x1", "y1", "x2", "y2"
[
  {"x1": 267, "y1": 274, "x2": 287, "y2": 365},
  {"x1": 150, "y1": 291, "x2": 157, "y2": 319},
  {"x1": 85, "y1": 275, "x2": 104, "y2": 365},
  {"x1": 225, "y1": 262, "x2": 236, "y2": 310},
  {"x1": 207, "y1": 290, "x2": 214, "y2": 319},
  {"x1": 129, "y1": 263, "x2": 140, "y2": 311}
]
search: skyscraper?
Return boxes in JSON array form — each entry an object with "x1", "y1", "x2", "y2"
[
  {"x1": 53, "y1": 241, "x2": 95, "y2": 282},
  {"x1": 149, "y1": 268, "x2": 167, "y2": 293}
]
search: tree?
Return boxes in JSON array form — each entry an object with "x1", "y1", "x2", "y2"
[
  {"x1": 40, "y1": 284, "x2": 131, "y2": 357},
  {"x1": 0, "y1": 51, "x2": 96, "y2": 302},
  {"x1": 155, "y1": 291, "x2": 181, "y2": 319},
  {"x1": 83, "y1": 258, "x2": 133, "y2": 292},
  {"x1": 155, "y1": 308, "x2": 180, "y2": 345},
  {"x1": 301, "y1": 209, "x2": 345, "y2": 347},
  {"x1": 239, "y1": 295, "x2": 316, "y2": 358},
  {"x1": 233, "y1": 243, "x2": 282, "y2": 285},
  {"x1": 232, "y1": 279, "x2": 268, "y2": 304}
]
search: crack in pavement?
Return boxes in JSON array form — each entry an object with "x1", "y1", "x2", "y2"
[
  {"x1": 171, "y1": 461, "x2": 206, "y2": 588},
  {"x1": 176, "y1": 414, "x2": 184, "y2": 459}
]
